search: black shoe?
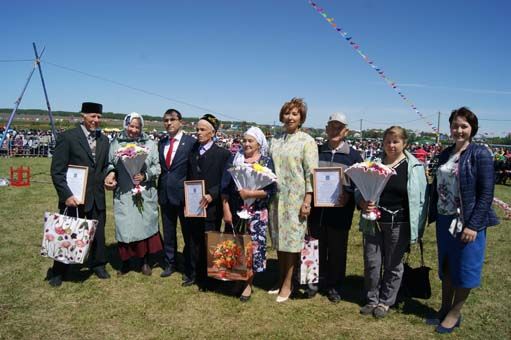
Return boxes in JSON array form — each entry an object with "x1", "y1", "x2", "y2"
[
  {"x1": 239, "y1": 294, "x2": 251, "y2": 302},
  {"x1": 303, "y1": 287, "x2": 318, "y2": 299},
  {"x1": 182, "y1": 277, "x2": 196, "y2": 287},
  {"x1": 93, "y1": 266, "x2": 111, "y2": 279},
  {"x1": 48, "y1": 275, "x2": 62, "y2": 287},
  {"x1": 117, "y1": 261, "x2": 130, "y2": 276},
  {"x1": 327, "y1": 288, "x2": 341, "y2": 303},
  {"x1": 360, "y1": 304, "x2": 377, "y2": 315},
  {"x1": 239, "y1": 284, "x2": 252, "y2": 302},
  {"x1": 160, "y1": 266, "x2": 176, "y2": 278}
]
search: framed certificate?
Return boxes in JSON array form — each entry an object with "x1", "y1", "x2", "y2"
[
  {"x1": 66, "y1": 165, "x2": 88, "y2": 204},
  {"x1": 184, "y1": 180, "x2": 207, "y2": 218},
  {"x1": 313, "y1": 167, "x2": 343, "y2": 207}
]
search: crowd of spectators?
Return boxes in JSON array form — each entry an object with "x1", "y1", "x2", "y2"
[
  {"x1": 2, "y1": 127, "x2": 510, "y2": 185},
  {"x1": 0, "y1": 128, "x2": 57, "y2": 157},
  {"x1": 493, "y1": 147, "x2": 511, "y2": 185}
]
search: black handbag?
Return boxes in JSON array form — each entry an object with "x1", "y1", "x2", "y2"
[{"x1": 400, "y1": 239, "x2": 432, "y2": 299}]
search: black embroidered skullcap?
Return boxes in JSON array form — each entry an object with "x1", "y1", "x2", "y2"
[
  {"x1": 81, "y1": 102, "x2": 103, "y2": 114},
  {"x1": 199, "y1": 113, "x2": 219, "y2": 131}
]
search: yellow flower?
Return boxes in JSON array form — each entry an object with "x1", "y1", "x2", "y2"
[
  {"x1": 252, "y1": 163, "x2": 264, "y2": 173},
  {"x1": 125, "y1": 143, "x2": 136, "y2": 148}
]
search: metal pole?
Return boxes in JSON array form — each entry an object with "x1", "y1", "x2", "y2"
[
  {"x1": 0, "y1": 62, "x2": 38, "y2": 149},
  {"x1": 436, "y1": 111, "x2": 441, "y2": 144},
  {"x1": 33, "y1": 42, "x2": 57, "y2": 141},
  {"x1": 360, "y1": 118, "x2": 363, "y2": 141}
]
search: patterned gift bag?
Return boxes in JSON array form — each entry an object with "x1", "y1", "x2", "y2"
[
  {"x1": 300, "y1": 235, "x2": 319, "y2": 284},
  {"x1": 206, "y1": 231, "x2": 254, "y2": 281},
  {"x1": 41, "y1": 212, "x2": 98, "y2": 264}
]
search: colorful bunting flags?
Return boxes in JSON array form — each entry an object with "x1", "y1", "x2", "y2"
[{"x1": 308, "y1": 1, "x2": 439, "y2": 134}]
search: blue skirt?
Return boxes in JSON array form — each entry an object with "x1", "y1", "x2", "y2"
[{"x1": 436, "y1": 214, "x2": 486, "y2": 288}]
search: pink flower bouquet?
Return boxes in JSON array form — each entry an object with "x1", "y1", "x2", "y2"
[
  {"x1": 345, "y1": 161, "x2": 396, "y2": 220},
  {"x1": 116, "y1": 143, "x2": 149, "y2": 187},
  {"x1": 116, "y1": 143, "x2": 149, "y2": 211}
]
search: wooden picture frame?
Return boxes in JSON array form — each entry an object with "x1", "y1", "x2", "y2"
[
  {"x1": 313, "y1": 167, "x2": 344, "y2": 207},
  {"x1": 184, "y1": 180, "x2": 207, "y2": 217},
  {"x1": 66, "y1": 165, "x2": 89, "y2": 204}
]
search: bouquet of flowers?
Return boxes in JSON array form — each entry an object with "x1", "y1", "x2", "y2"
[
  {"x1": 211, "y1": 239, "x2": 242, "y2": 270},
  {"x1": 206, "y1": 231, "x2": 254, "y2": 281},
  {"x1": 227, "y1": 162, "x2": 277, "y2": 219},
  {"x1": 345, "y1": 161, "x2": 396, "y2": 220},
  {"x1": 116, "y1": 143, "x2": 149, "y2": 211}
]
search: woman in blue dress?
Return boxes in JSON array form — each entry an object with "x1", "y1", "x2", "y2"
[
  {"x1": 428, "y1": 107, "x2": 499, "y2": 333},
  {"x1": 221, "y1": 126, "x2": 276, "y2": 302}
]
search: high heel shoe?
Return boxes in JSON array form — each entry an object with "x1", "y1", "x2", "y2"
[
  {"x1": 240, "y1": 285, "x2": 252, "y2": 302},
  {"x1": 276, "y1": 295, "x2": 289, "y2": 303},
  {"x1": 435, "y1": 316, "x2": 462, "y2": 334},
  {"x1": 276, "y1": 289, "x2": 292, "y2": 303}
]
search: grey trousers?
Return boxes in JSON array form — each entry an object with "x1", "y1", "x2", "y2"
[{"x1": 363, "y1": 221, "x2": 410, "y2": 306}]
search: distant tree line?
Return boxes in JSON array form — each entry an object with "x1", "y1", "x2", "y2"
[{"x1": 4, "y1": 108, "x2": 506, "y2": 143}]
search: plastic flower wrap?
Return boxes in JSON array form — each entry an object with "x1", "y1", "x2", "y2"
[
  {"x1": 345, "y1": 161, "x2": 396, "y2": 220},
  {"x1": 227, "y1": 162, "x2": 277, "y2": 219},
  {"x1": 115, "y1": 143, "x2": 149, "y2": 211}
]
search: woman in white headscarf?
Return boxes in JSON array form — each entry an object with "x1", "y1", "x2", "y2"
[
  {"x1": 104, "y1": 112, "x2": 162, "y2": 276},
  {"x1": 221, "y1": 126, "x2": 276, "y2": 302}
]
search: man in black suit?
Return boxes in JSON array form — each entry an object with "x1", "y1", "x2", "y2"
[
  {"x1": 49, "y1": 102, "x2": 110, "y2": 287},
  {"x1": 185, "y1": 114, "x2": 230, "y2": 289},
  {"x1": 158, "y1": 109, "x2": 196, "y2": 278}
]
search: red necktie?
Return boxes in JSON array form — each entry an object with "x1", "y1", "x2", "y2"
[{"x1": 165, "y1": 137, "x2": 175, "y2": 168}]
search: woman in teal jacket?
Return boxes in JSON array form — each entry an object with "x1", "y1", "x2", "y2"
[
  {"x1": 358, "y1": 126, "x2": 428, "y2": 318},
  {"x1": 104, "y1": 113, "x2": 162, "y2": 276}
]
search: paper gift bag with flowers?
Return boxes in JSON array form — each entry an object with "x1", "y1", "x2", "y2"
[
  {"x1": 299, "y1": 235, "x2": 319, "y2": 284},
  {"x1": 206, "y1": 231, "x2": 253, "y2": 281},
  {"x1": 40, "y1": 211, "x2": 98, "y2": 264}
]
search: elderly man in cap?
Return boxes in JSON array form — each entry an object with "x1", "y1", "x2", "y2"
[
  {"x1": 49, "y1": 102, "x2": 111, "y2": 286},
  {"x1": 307, "y1": 112, "x2": 363, "y2": 302},
  {"x1": 183, "y1": 113, "x2": 230, "y2": 289}
]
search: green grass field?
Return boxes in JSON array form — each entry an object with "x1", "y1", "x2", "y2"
[{"x1": 1, "y1": 157, "x2": 510, "y2": 339}]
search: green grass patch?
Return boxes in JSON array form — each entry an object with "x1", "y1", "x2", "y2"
[{"x1": 0, "y1": 158, "x2": 510, "y2": 339}]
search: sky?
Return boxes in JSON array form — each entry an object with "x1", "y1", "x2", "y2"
[{"x1": 1, "y1": 0, "x2": 510, "y2": 136}]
